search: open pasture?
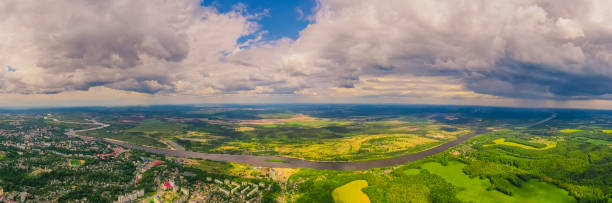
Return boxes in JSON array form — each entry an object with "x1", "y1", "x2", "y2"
[
  {"x1": 421, "y1": 161, "x2": 576, "y2": 203},
  {"x1": 206, "y1": 120, "x2": 470, "y2": 161}
]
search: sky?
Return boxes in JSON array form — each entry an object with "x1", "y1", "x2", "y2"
[{"x1": 1, "y1": 0, "x2": 612, "y2": 109}]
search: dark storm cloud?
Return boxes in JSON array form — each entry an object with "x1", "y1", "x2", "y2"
[{"x1": 466, "y1": 60, "x2": 612, "y2": 99}]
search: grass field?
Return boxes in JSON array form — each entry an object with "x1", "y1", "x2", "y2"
[
  {"x1": 331, "y1": 180, "x2": 371, "y2": 203},
  {"x1": 403, "y1": 169, "x2": 420, "y2": 176},
  {"x1": 120, "y1": 135, "x2": 168, "y2": 148},
  {"x1": 205, "y1": 120, "x2": 470, "y2": 161},
  {"x1": 243, "y1": 114, "x2": 353, "y2": 128},
  {"x1": 421, "y1": 161, "x2": 576, "y2": 203},
  {"x1": 484, "y1": 138, "x2": 556, "y2": 150},
  {"x1": 257, "y1": 113, "x2": 296, "y2": 119},
  {"x1": 188, "y1": 159, "x2": 235, "y2": 174},
  {"x1": 272, "y1": 133, "x2": 440, "y2": 161},
  {"x1": 126, "y1": 119, "x2": 183, "y2": 135},
  {"x1": 70, "y1": 160, "x2": 83, "y2": 167},
  {"x1": 577, "y1": 137, "x2": 612, "y2": 145},
  {"x1": 259, "y1": 120, "x2": 353, "y2": 128},
  {"x1": 87, "y1": 119, "x2": 185, "y2": 148},
  {"x1": 178, "y1": 131, "x2": 209, "y2": 138},
  {"x1": 560, "y1": 129, "x2": 583, "y2": 133},
  {"x1": 94, "y1": 113, "x2": 471, "y2": 162},
  {"x1": 175, "y1": 131, "x2": 217, "y2": 143}
]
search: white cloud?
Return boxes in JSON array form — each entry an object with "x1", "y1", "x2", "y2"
[
  {"x1": 0, "y1": 0, "x2": 257, "y2": 94},
  {"x1": 1, "y1": 0, "x2": 612, "y2": 106},
  {"x1": 225, "y1": 0, "x2": 612, "y2": 99}
]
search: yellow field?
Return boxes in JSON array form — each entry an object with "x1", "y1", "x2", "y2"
[
  {"x1": 175, "y1": 131, "x2": 209, "y2": 140},
  {"x1": 332, "y1": 180, "x2": 371, "y2": 203},
  {"x1": 560, "y1": 129, "x2": 583, "y2": 133},
  {"x1": 235, "y1": 126, "x2": 255, "y2": 132},
  {"x1": 241, "y1": 114, "x2": 318, "y2": 125},
  {"x1": 241, "y1": 114, "x2": 352, "y2": 128},
  {"x1": 215, "y1": 145, "x2": 241, "y2": 151},
  {"x1": 180, "y1": 131, "x2": 208, "y2": 137},
  {"x1": 272, "y1": 134, "x2": 438, "y2": 161},
  {"x1": 484, "y1": 138, "x2": 556, "y2": 150},
  {"x1": 210, "y1": 123, "x2": 468, "y2": 161},
  {"x1": 602, "y1": 130, "x2": 612, "y2": 133},
  {"x1": 174, "y1": 131, "x2": 220, "y2": 143}
]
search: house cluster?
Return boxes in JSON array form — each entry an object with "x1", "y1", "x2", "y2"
[
  {"x1": 186, "y1": 176, "x2": 267, "y2": 203},
  {"x1": 0, "y1": 126, "x2": 100, "y2": 156},
  {"x1": 115, "y1": 189, "x2": 145, "y2": 203},
  {"x1": 0, "y1": 189, "x2": 28, "y2": 203}
]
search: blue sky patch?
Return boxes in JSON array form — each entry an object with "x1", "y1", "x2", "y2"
[{"x1": 202, "y1": 0, "x2": 316, "y2": 43}]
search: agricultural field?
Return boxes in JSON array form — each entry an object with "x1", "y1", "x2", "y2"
[
  {"x1": 483, "y1": 138, "x2": 556, "y2": 150},
  {"x1": 560, "y1": 129, "x2": 583, "y2": 133},
  {"x1": 69, "y1": 160, "x2": 84, "y2": 167},
  {"x1": 13, "y1": 104, "x2": 609, "y2": 202},
  {"x1": 77, "y1": 109, "x2": 475, "y2": 161},
  {"x1": 281, "y1": 107, "x2": 612, "y2": 202},
  {"x1": 287, "y1": 126, "x2": 610, "y2": 202},
  {"x1": 81, "y1": 119, "x2": 185, "y2": 148},
  {"x1": 180, "y1": 114, "x2": 471, "y2": 161},
  {"x1": 331, "y1": 180, "x2": 371, "y2": 203}
]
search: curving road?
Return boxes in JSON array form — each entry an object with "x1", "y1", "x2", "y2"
[{"x1": 74, "y1": 115, "x2": 555, "y2": 171}]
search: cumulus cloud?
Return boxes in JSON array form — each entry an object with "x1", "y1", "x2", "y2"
[
  {"x1": 1, "y1": 0, "x2": 611, "y2": 102},
  {"x1": 0, "y1": 0, "x2": 258, "y2": 94},
  {"x1": 262, "y1": 0, "x2": 612, "y2": 100}
]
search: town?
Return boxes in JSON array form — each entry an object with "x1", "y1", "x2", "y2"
[{"x1": 0, "y1": 114, "x2": 280, "y2": 202}]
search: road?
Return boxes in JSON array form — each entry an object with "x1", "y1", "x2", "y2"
[{"x1": 74, "y1": 115, "x2": 554, "y2": 171}]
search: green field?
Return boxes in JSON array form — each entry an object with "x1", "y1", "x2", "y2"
[
  {"x1": 196, "y1": 119, "x2": 471, "y2": 161},
  {"x1": 189, "y1": 159, "x2": 235, "y2": 174},
  {"x1": 576, "y1": 137, "x2": 612, "y2": 145},
  {"x1": 69, "y1": 160, "x2": 83, "y2": 167},
  {"x1": 421, "y1": 161, "x2": 575, "y2": 203},
  {"x1": 83, "y1": 119, "x2": 185, "y2": 148},
  {"x1": 257, "y1": 113, "x2": 296, "y2": 119},
  {"x1": 331, "y1": 180, "x2": 371, "y2": 203},
  {"x1": 76, "y1": 112, "x2": 472, "y2": 162},
  {"x1": 259, "y1": 120, "x2": 353, "y2": 128},
  {"x1": 126, "y1": 119, "x2": 184, "y2": 135},
  {"x1": 3, "y1": 105, "x2": 612, "y2": 202},
  {"x1": 403, "y1": 168, "x2": 420, "y2": 176}
]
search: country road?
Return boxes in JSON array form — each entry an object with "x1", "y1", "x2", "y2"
[{"x1": 73, "y1": 115, "x2": 555, "y2": 171}]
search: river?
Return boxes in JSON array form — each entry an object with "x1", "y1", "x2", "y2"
[{"x1": 74, "y1": 115, "x2": 554, "y2": 171}]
